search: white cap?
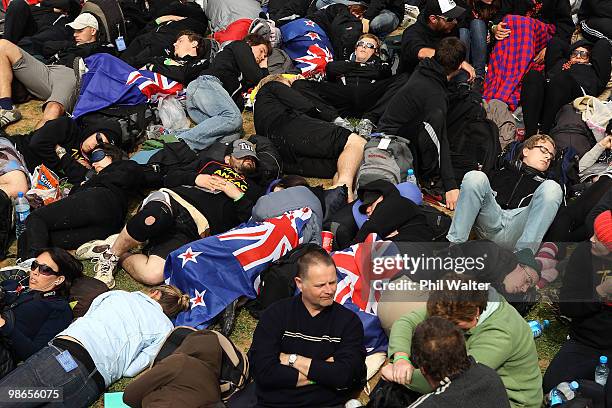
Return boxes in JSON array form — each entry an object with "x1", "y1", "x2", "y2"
[{"x1": 66, "y1": 13, "x2": 99, "y2": 30}]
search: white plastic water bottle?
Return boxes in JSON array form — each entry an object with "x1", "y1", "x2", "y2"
[
  {"x1": 595, "y1": 356, "x2": 609, "y2": 386},
  {"x1": 14, "y1": 192, "x2": 29, "y2": 239},
  {"x1": 528, "y1": 319, "x2": 549, "y2": 338},
  {"x1": 556, "y1": 381, "x2": 579, "y2": 400},
  {"x1": 406, "y1": 169, "x2": 418, "y2": 185}
]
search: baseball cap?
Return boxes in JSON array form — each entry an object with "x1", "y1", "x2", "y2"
[
  {"x1": 231, "y1": 139, "x2": 258, "y2": 161},
  {"x1": 66, "y1": 13, "x2": 99, "y2": 31},
  {"x1": 425, "y1": 0, "x2": 466, "y2": 19}
]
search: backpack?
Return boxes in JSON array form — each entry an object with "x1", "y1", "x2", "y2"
[
  {"x1": 449, "y1": 118, "x2": 502, "y2": 182},
  {"x1": 356, "y1": 133, "x2": 414, "y2": 190},
  {"x1": 484, "y1": 98, "x2": 517, "y2": 148},
  {"x1": 419, "y1": 205, "x2": 452, "y2": 242},
  {"x1": 312, "y1": 4, "x2": 362, "y2": 61},
  {"x1": 68, "y1": 276, "x2": 109, "y2": 319},
  {"x1": 147, "y1": 140, "x2": 198, "y2": 175},
  {"x1": 152, "y1": 326, "x2": 250, "y2": 401},
  {"x1": 550, "y1": 104, "x2": 596, "y2": 158},
  {"x1": 81, "y1": 0, "x2": 127, "y2": 45},
  {"x1": 246, "y1": 243, "x2": 320, "y2": 319},
  {"x1": 87, "y1": 104, "x2": 156, "y2": 151}
]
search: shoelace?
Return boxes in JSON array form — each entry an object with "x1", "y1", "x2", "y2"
[{"x1": 91, "y1": 256, "x2": 116, "y2": 278}]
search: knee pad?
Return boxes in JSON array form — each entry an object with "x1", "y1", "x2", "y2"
[{"x1": 126, "y1": 201, "x2": 173, "y2": 243}]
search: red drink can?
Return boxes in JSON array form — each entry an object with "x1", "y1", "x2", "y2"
[{"x1": 321, "y1": 230, "x2": 334, "y2": 253}]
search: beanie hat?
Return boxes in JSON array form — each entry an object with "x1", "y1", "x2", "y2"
[
  {"x1": 594, "y1": 210, "x2": 612, "y2": 251},
  {"x1": 515, "y1": 248, "x2": 542, "y2": 277}
]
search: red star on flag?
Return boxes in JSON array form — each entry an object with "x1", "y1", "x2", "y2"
[
  {"x1": 304, "y1": 20, "x2": 316, "y2": 27},
  {"x1": 305, "y1": 32, "x2": 321, "y2": 41},
  {"x1": 178, "y1": 247, "x2": 202, "y2": 267},
  {"x1": 190, "y1": 289, "x2": 206, "y2": 309}
]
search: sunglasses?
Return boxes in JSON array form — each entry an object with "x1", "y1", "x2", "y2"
[
  {"x1": 356, "y1": 41, "x2": 377, "y2": 50},
  {"x1": 31, "y1": 260, "x2": 59, "y2": 276},
  {"x1": 571, "y1": 50, "x2": 589, "y2": 58},
  {"x1": 532, "y1": 145, "x2": 556, "y2": 159},
  {"x1": 436, "y1": 15, "x2": 457, "y2": 23},
  {"x1": 90, "y1": 149, "x2": 107, "y2": 163}
]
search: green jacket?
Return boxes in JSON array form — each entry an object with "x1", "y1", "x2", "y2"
[{"x1": 387, "y1": 289, "x2": 542, "y2": 408}]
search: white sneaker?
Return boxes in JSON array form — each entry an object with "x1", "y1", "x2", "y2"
[
  {"x1": 75, "y1": 234, "x2": 119, "y2": 260},
  {"x1": 356, "y1": 118, "x2": 374, "y2": 137},
  {"x1": 93, "y1": 250, "x2": 119, "y2": 289},
  {"x1": 0, "y1": 108, "x2": 22, "y2": 127}
]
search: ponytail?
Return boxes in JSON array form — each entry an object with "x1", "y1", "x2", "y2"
[{"x1": 150, "y1": 284, "x2": 190, "y2": 317}]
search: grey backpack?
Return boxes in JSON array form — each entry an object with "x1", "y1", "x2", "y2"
[{"x1": 356, "y1": 133, "x2": 414, "y2": 189}]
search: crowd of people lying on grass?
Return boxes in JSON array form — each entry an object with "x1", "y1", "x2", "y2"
[{"x1": 0, "y1": 0, "x2": 609, "y2": 406}]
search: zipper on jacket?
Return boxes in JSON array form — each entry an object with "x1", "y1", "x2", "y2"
[{"x1": 505, "y1": 173, "x2": 524, "y2": 208}]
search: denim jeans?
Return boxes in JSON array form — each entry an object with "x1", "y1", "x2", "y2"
[
  {"x1": 447, "y1": 171, "x2": 563, "y2": 253},
  {"x1": 0, "y1": 345, "x2": 102, "y2": 408},
  {"x1": 175, "y1": 75, "x2": 243, "y2": 151},
  {"x1": 314, "y1": 0, "x2": 399, "y2": 38},
  {"x1": 459, "y1": 19, "x2": 488, "y2": 78}
]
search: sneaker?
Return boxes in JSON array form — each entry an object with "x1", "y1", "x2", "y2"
[
  {"x1": 356, "y1": 118, "x2": 374, "y2": 137},
  {"x1": 333, "y1": 117, "x2": 354, "y2": 132},
  {"x1": 93, "y1": 250, "x2": 119, "y2": 289},
  {"x1": 75, "y1": 234, "x2": 119, "y2": 260},
  {"x1": 0, "y1": 108, "x2": 22, "y2": 127}
]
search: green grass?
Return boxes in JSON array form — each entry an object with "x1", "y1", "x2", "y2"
[{"x1": 6, "y1": 104, "x2": 566, "y2": 407}]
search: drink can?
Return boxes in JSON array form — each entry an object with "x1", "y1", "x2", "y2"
[{"x1": 321, "y1": 231, "x2": 334, "y2": 253}]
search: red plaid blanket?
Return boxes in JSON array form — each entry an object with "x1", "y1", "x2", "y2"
[{"x1": 483, "y1": 15, "x2": 555, "y2": 110}]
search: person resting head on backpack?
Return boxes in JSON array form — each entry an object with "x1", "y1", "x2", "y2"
[
  {"x1": 0, "y1": 248, "x2": 83, "y2": 379},
  {"x1": 0, "y1": 285, "x2": 190, "y2": 406},
  {"x1": 140, "y1": 30, "x2": 216, "y2": 85}
]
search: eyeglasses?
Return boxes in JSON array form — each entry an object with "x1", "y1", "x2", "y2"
[
  {"x1": 31, "y1": 260, "x2": 59, "y2": 276},
  {"x1": 356, "y1": 40, "x2": 377, "y2": 50},
  {"x1": 436, "y1": 15, "x2": 457, "y2": 23},
  {"x1": 90, "y1": 149, "x2": 107, "y2": 163},
  {"x1": 571, "y1": 50, "x2": 589, "y2": 58},
  {"x1": 532, "y1": 145, "x2": 556, "y2": 159},
  {"x1": 519, "y1": 264, "x2": 537, "y2": 288}
]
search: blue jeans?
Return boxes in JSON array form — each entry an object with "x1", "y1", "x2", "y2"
[
  {"x1": 447, "y1": 171, "x2": 563, "y2": 253},
  {"x1": 175, "y1": 75, "x2": 242, "y2": 151},
  {"x1": 314, "y1": 0, "x2": 399, "y2": 38},
  {"x1": 459, "y1": 19, "x2": 488, "y2": 78},
  {"x1": 0, "y1": 345, "x2": 102, "y2": 408}
]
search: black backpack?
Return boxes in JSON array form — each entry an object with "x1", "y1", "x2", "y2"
[
  {"x1": 248, "y1": 135, "x2": 282, "y2": 187},
  {"x1": 81, "y1": 0, "x2": 128, "y2": 45},
  {"x1": 450, "y1": 118, "x2": 502, "y2": 182},
  {"x1": 550, "y1": 104, "x2": 596, "y2": 158},
  {"x1": 246, "y1": 243, "x2": 320, "y2": 318},
  {"x1": 419, "y1": 205, "x2": 452, "y2": 241},
  {"x1": 147, "y1": 140, "x2": 198, "y2": 176}
]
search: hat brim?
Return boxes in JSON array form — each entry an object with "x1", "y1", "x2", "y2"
[
  {"x1": 441, "y1": 5, "x2": 465, "y2": 19},
  {"x1": 66, "y1": 22, "x2": 90, "y2": 30}
]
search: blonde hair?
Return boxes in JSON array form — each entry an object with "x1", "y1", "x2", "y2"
[
  {"x1": 523, "y1": 134, "x2": 556, "y2": 150},
  {"x1": 151, "y1": 284, "x2": 190, "y2": 317}
]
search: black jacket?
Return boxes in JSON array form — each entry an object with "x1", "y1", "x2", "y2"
[
  {"x1": 398, "y1": 18, "x2": 447, "y2": 74},
  {"x1": 202, "y1": 40, "x2": 268, "y2": 111},
  {"x1": 310, "y1": 4, "x2": 363, "y2": 61},
  {"x1": 559, "y1": 242, "x2": 612, "y2": 350},
  {"x1": 496, "y1": 0, "x2": 574, "y2": 42},
  {"x1": 8, "y1": 116, "x2": 122, "y2": 185},
  {"x1": 268, "y1": 0, "x2": 312, "y2": 24},
  {"x1": 487, "y1": 161, "x2": 551, "y2": 209},
  {"x1": 43, "y1": 41, "x2": 115, "y2": 67},
  {"x1": 254, "y1": 81, "x2": 337, "y2": 138},
  {"x1": 378, "y1": 58, "x2": 457, "y2": 191},
  {"x1": 326, "y1": 55, "x2": 392, "y2": 85},
  {"x1": 146, "y1": 54, "x2": 211, "y2": 85},
  {"x1": 578, "y1": 0, "x2": 612, "y2": 20},
  {"x1": 0, "y1": 280, "x2": 72, "y2": 362},
  {"x1": 545, "y1": 38, "x2": 612, "y2": 96},
  {"x1": 362, "y1": 0, "x2": 405, "y2": 21}
]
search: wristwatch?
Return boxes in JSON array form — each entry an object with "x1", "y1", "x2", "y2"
[{"x1": 288, "y1": 354, "x2": 298, "y2": 367}]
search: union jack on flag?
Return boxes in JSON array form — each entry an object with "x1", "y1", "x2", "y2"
[
  {"x1": 125, "y1": 71, "x2": 183, "y2": 101},
  {"x1": 280, "y1": 18, "x2": 334, "y2": 78},
  {"x1": 164, "y1": 208, "x2": 313, "y2": 328}
]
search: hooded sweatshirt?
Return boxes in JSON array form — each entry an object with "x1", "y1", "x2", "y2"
[
  {"x1": 122, "y1": 330, "x2": 223, "y2": 408},
  {"x1": 388, "y1": 288, "x2": 543, "y2": 408},
  {"x1": 378, "y1": 58, "x2": 457, "y2": 191}
]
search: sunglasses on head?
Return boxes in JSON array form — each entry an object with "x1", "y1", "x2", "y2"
[
  {"x1": 356, "y1": 40, "x2": 377, "y2": 50},
  {"x1": 571, "y1": 50, "x2": 589, "y2": 58},
  {"x1": 436, "y1": 15, "x2": 457, "y2": 23},
  {"x1": 90, "y1": 149, "x2": 107, "y2": 163},
  {"x1": 31, "y1": 260, "x2": 59, "y2": 276}
]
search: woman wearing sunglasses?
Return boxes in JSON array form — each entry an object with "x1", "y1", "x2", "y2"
[
  {"x1": 0, "y1": 248, "x2": 83, "y2": 379},
  {"x1": 520, "y1": 37, "x2": 611, "y2": 137},
  {"x1": 17, "y1": 143, "x2": 163, "y2": 261}
]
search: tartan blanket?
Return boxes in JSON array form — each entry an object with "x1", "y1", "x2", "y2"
[{"x1": 483, "y1": 15, "x2": 555, "y2": 110}]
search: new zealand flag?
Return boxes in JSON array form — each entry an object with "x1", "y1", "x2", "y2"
[
  {"x1": 72, "y1": 54, "x2": 183, "y2": 118},
  {"x1": 164, "y1": 208, "x2": 313, "y2": 328},
  {"x1": 280, "y1": 18, "x2": 334, "y2": 78}
]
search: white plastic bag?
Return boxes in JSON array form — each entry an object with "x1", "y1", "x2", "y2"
[{"x1": 158, "y1": 95, "x2": 190, "y2": 131}]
